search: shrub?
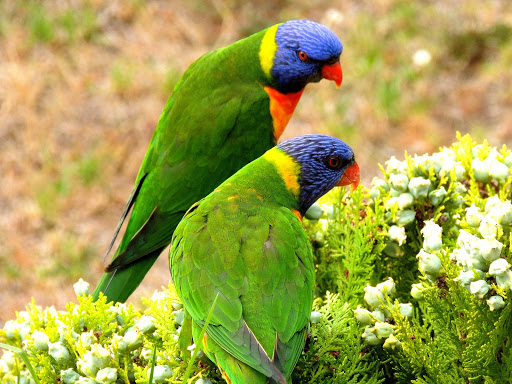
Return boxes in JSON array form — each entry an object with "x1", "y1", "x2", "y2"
[{"x1": 1, "y1": 133, "x2": 511, "y2": 383}]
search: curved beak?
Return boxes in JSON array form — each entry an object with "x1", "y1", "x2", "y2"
[
  {"x1": 337, "y1": 162, "x2": 360, "y2": 191},
  {"x1": 321, "y1": 61, "x2": 343, "y2": 88}
]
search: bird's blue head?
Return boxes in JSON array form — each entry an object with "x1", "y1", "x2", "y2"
[
  {"x1": 277, "y1": 134, "x2": 360, "y2": 215},
  {"x1": 259, "y1": 20, "x2": 343, "y2": 94}
]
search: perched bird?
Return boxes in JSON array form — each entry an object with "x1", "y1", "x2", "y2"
[
  {"x1": 93, "y1": 20, "x2": 344, "y2": 303},
  {"x1": 170, "y1": 134, "x2": 359, "y2": 384}
]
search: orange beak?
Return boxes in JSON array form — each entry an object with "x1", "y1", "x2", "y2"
[
  {"x1": 321, "y1": 62, "x2": 342, "y2": 87},
  {"x1": 336, "y1": 162, "x2": 360, "y2": 191}
]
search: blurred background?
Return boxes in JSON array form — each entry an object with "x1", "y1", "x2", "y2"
[{"x1": 1, "y1": 0, "x2": 511, "y2": 324}]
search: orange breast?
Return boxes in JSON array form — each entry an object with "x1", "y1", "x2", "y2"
[{"x1": 264, "y1": 86, "x2": 304, "y2": 141}]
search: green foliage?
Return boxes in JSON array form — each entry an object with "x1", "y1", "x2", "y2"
[
  {"x1": 2, "y1": 134, "x2": 512, "y2": 383},
  {"x1": 347, "y1": 133, "x2": 512, "y2": 383},
  {"x1": 292, "y1": 292, "x2": 384, "y2": 383},
  {"x1": 307, "y1": 188, "x2": 388, "y2": 305}
]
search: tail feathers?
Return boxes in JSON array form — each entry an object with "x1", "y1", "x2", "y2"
[
  {"x1": 92, "y1": 247, "x2": 163, "y2": 303},
  {"x1": 212, "y1": 347, "x2": 286, "y2": 384},
  {"x1": 197, "y1": 328, "x2": 286, "y2": 384}
]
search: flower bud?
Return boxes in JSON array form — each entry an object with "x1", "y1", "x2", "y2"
[
  {"x1": 470, "y1": 280, "x2": 490, "y2": 299},
  {"x1": 465, "y1": 204, "x2": 482, "y2": 228},
  {"x1": 504, "y1": 153, "x2": 512, "y2": 167},
  {"x1": 390, "y1": 188, "x2": 401, "y2": 197},
  {"x1": 310, "y1": 311, "x2": 322, "y2": 324},
  {"x1": 411, "y1": 283, "x2": 426, "y2": 299},
  {"x1": 361, "y1": 326, "x2": 381, "y2": 346},
  {"x1": 454, "y1": 163, "x2": 466, "y2": 180},
  {"x1": 374, "y1": 322, "x2": 394, "y2": 339},
  {"x1": 385, "y1": 197, "x2": 399, "y2": 210},
  {"x1": 2, "y1": 351, "x2": 16, "y2": 370},
  {"x1": 364, "y1": 285, "x2": 385, "y2": 310},
  {"x1": 388, "y1": 225, "x2": 406, "y2": 246},
  {"x1": 78, "y1": 344, "x2": 111, "y2": 377},
  {"x1": 484, "y1": 195, "x2": 502, "y2": 213},
  {"x1": 424, "y1": 236, "x2": 443, "y2": 253},
  {"x1": 76, "y1": 378, "x2": 96, "y2": 384},
  {"x1": 408, "y1": 177, "x2": 432, "y2": 199},
  {"x1": 417, "y1": 250, "x2": 442, "y2": 277},
  {"x1": 323, "y1": 204, "x2": 336, "y2": 219},
  {"x1": 90, "y1": 344, "x2": 111, "y2": 368},
  {"x1": 421, "y1": 220, "x2": 443, "y2": 252},
  {"x1": 151, "y1": 290, "x2": 169, "y2": 302},
  {"x1": 60, "y1": 368, "x2": 80, "y2": 384},
  {"x1": 3, "y1": 320, "x2": 20, "y2": 341},
  {"x1": 489, "y1": 258, "x2": 510, "y2": 276},
  {"x1": 430, "y1": 153, "x2": 444, "y2": 174},
  {"x1": 304, "y1": 203, "x2": 323, "y2": 220},
  {"x1": 150, "y1": 365, "x2": 173, "y2": 383},
  {"x1": 173, "y1": 309, "x2": 185, "y2": 326},
  {"x1": 398, "y1": 303, "x2": 413, "y2": 317},
  {"x1": 196, "y1": 379, "x2": 213, "y2": 384},
  {"x1": 32, "y1": 331, "x2": 50, "y2": 351},
  {"x1": 96, "y1": 367, "x2": 118, "y2": 383},
  {"x1": 353, "y1": 306, "x2": 373, "y2": 325},
  {"x1": 369, "y1": 187, "x2": 381, "y2": 200},
  {"x1": 371, "y1": 177, "x2": 390, "y2": 191},
  {"x1": 489, "y1": 159, "x2": 509, "y2": 181},
  {"x1": 136, "y1": 316, "x2": 157, "y2": 334},
  {"x1": 383, "y1": 334, "x2": 401, "y2": 350},
  {"x1": 412, "y1": 154, "x2": 433, "y2": 171},
  {"x1": 472, "y1": 159, "x2": 490, "y2": 182},
  {"x1": 386, "y1": 156, "x2": 408, "y2": 175},
  {"x1": 376, "y1": 278, "x2": 396, "y2": 296},
  {"x1": 456, "y1": 230, "x2": 479, "y2": 254},
  {"x1": 48, "y1": 342, "x2": 71, "y2": 365},
  {"x1": 372, "y1": 310, "x2": 386, "y2": 323},
  {"x1": 478, "y1": 237, "x2": 503, "y2": 263},
  {"x1": 73, "y1": 279, "x2": 90, "y2": 297},
  {"x1": 80, "y1": 331, "x2": 96, "y2": 349},
  {"x1": 496, "y1": 270, "x2": 512, "y2": 290},
  {"x1": 450, "y1": 248, "x2": 470, "y2": 268},
  {"x1": 454, "y1": 182, "x2": 467, "y2": 194},
  {"x1": 119, "y1": 328, "x2": 143, "y2": 352},
  {"x1": 396, "y1": 210, "x2": 416, "y2": 226},
  {"x1": 429, "y1": 187, "x2": 447, "y2": 206},
  {"x1": 397, "y1": 193, "x2": 414, "y2": 209},
  {"x1": 487, "y1": 200, "x2": 512, "y2": 226},
  {"x1": 487, "y1": 295, "x2": 506, "y2": 311},
  {"x1": 389, "y1": 173, "x2": 409, "y2": 193},
  {"x1": 479, "y1": 216, "x2": 499, "y2": 238},
  {"x1": 454, "y1": 269, "x2": 484, "y2": 288},
  {"x1": 471, "y1": 144, "x2": 485, "y2": 159}
]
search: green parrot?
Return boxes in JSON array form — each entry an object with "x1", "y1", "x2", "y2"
[
  {"x1": 170, "y1": 134, "x2": 360, "y2": 384},
  {"x1": 93, "y1": 20, "x2": 344, "y2": 303}
]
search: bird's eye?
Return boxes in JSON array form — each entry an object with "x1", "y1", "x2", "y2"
[
  {"x1": 324, "y1": 155, "x2": 342, "y2": 170},
  {"x1": 297, "y1": 50, "x2": 308, "y2": 61}
]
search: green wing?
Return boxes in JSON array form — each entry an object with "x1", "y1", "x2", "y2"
[
  {"x1": 92, "y1": 32, "x2": 277, "y2": 303},
  {"x1": 170, "y1": 187, "x2": 315, "y2": 382}
]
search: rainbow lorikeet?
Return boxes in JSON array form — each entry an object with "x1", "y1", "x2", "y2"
[
  {"x1": 170, "y1": 134, "x2": 360, "y2": 384},
  {"x1": 93, "y1": 20, "x2": 344, "y2": 303}
]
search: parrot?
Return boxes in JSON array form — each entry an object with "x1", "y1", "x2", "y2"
[
  {"x1": 170, "y1": 134, "x2": 360, "y2": 384},
  {"x1": 93, "y1": 20, "x2": 344, "y2": 303}
]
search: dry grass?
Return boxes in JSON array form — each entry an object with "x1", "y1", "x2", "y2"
[{"x1": 1, "y1": 0, "x2": 511, "y2": 324}]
